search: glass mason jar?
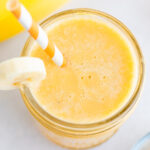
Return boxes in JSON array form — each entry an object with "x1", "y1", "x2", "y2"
[{"x1": 20, "y1": 9, "x2": 144, "y2": 149}]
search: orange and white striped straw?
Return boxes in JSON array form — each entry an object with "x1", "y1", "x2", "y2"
[{"x1": 7, "y1": 0, "x2": 65, "y2": 67}]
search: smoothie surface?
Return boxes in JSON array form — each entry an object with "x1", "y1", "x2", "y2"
[{"x1": 31, "y1": 16, "x2": 137, "y2": 123}]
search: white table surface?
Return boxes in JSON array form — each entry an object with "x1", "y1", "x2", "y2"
[{"x1": 0, "y1": 0, "x2": 150, "y2": 150}]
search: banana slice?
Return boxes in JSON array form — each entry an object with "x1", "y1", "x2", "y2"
[{"x1": 0, "y1": 57, "x2": 46, "y2": 90}]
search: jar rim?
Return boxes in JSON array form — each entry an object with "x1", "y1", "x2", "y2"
[{"x1": 21, "y1": 8, "x2": 144, "y2": 131}]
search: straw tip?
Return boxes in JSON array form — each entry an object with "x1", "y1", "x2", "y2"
[
  {"x1": 61, "y1": 58, "x2": 67, "y2": 67},
  {"x1": 6, "y1": 0, "x2": 20, "y2": 11}
]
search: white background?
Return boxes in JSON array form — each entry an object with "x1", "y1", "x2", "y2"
[{"x1": 0, "y1": 0, "x2": 150, "y2": 150}]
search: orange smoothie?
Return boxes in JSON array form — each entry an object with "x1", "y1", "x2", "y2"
[{"x1": 30, "y1": 15, "x2": 137, "y2": 124}]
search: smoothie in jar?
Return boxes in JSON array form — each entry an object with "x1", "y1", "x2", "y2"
[{"x1": 21, "y1": 9, "x2": 143, "y2": 149}]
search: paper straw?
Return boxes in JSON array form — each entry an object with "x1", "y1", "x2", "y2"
[{"x1": 7, "y1": 0, "x2": 65, "y2": 67}]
